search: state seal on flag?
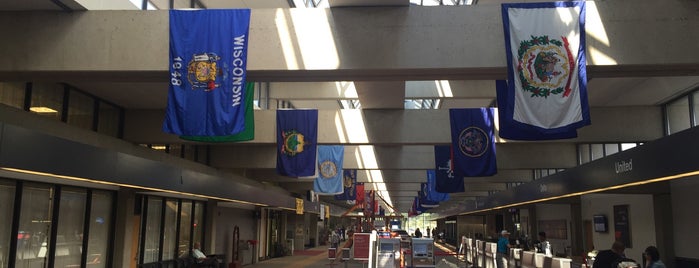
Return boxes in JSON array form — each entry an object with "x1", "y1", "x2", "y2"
[
  {"x1": 188, "y1": 52, "x2": 223, "y2": 91},
  {"x1": 320, "y1": 160, "x2": 337, "y2": 179},
  {"x1": 458, "y1": 126, "x2": 488, "y2": 158},
  {"x1": 281, "y1": 130, "x2": 306, "y2": 156},
  {"x1": 517, "y1": 35, "x2": 575, "y2": 98}
]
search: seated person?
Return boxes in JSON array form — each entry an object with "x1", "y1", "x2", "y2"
[{"x1": 192, "y1": 242, "x2": 220, "y2": 266}]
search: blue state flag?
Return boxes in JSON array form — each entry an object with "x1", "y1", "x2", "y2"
[
  {"x1": 314, "y1": 146, "x2": 344, "y2": 195},
  {"x1": 164, "y1": 9, "x2": 251, "y2": 136},
  {"x1": 434, "y1": 145, "x2": 465, "y2": 193},
  {"x1": 496, "y1": 80, "x2": 578, "y2": 140},
  {"x1": 500, "y1": 2, "x2": 590, "y2": 138},
  {"x1": 426, "y1": 170, "x2": 449, "y2": 202},
  {"x1": 335, "y1": 169, "x2": 357, "y2": 201},
  {"x1": 419, "y1": 185, "x2": 439, "y2": 208},
  {"x1": 276, "y1": 110, "x2": 318, "y2": 177},
  {"x1": 449, "y1": 108, "x2": 497, "y2": 177}
]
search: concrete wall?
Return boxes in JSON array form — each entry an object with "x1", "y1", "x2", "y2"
[
  {"x1": 1, "y1": 0, "x2": 697, "y2": 79},
  {"x1": 214, "y1": 206, "x2": 257, "y2": 265},
  {"x1": 581, "y1": 193, "x2": 657, "y2": 262}
]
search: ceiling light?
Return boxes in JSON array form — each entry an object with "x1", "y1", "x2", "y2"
[{"x1": 29, "y1": 107, "x2": 58, "y2": 113}]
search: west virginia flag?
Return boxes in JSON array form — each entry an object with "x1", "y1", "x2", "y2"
[
  {"x1": 449, "y1": 108, "x2": 497, "y2": 177},
  {"x1": 164, "y1": 9, "x2": 251, "y2": 136},
  {"x1": 314, "y1": 146, "x2": 344, "y2": 195},
  {"x1": 276, "y1": 109, "x2": 318, "y2": 177},
  {"x1": 500, "y1": 2, "x2": 590, "y2": 138}
]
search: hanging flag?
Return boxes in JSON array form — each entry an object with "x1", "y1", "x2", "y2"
[
  {"x1": 164, "y1": 9, "x2": 251, "y2": 136},
  {"x1": 276, "y1": 109, "x2": 318, "y2": 177},
  {"x1": 449, "y1": 108, "x2": 497, "y2": 177},
  {"x1": 419, "y1": 185, "x2": 439, "y2": 208},
  {"x1": 314, "y1": 146, "x2": 344, "y2": 195},
  {"x1": 364, "y1": 190, "x2": 376, "y2": 216},
  {"x1": 500, "y1": 2, "x2": 590, "y2": 137},
  {"x1": 379, "y1": 206, "x2": 385, "y2": 216},
  {"x1": 180, "y1": 82, "x2": 255, "y2": 142},
  {"x1": 426, "y1": 170, "x2": 450, "y2": 202},
  {"x1": 355, "y1": 182, "x2": 365, "y2": 205},
  {"x1": 496, "y1": 80, "x2": 578, "y2": 140},
  {"x1": 415, "y1": 197, "x2": 427, "y2": 214},
  {"x1": 335, "y1": 169, "x2": 357, "y2": 201},
  {"x1": 434, "y1": 145, "x2": 465, "y2": 193}
]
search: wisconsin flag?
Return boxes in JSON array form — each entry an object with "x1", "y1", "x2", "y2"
[
  {"x1": 335, "y1": 169, "x2": 357, "y2": 201},
  {"x1": 449, "y1": 108, "x2": 497, "y2": 177},
  {"x1": 434, "y1": 145, "x2": 465, "y2": 193},
  {"x1": 164, "y1": 9, "x2": 251, "y2": 136},
  {"x1": 314, "y1": 146, "x2": 344, "y2": 195},
  {"x1": 426, "y1": 170, "x2": 449, "y2": 202},
  {"x1": 276, "y1": 109, "x2": 318, "y2": 177},
  {"x1": 180, "y1": 82, "x2": 255, "y2": 142},
  {"x1": 501, "y1": 2, "x2": 590, "y2": 137}
]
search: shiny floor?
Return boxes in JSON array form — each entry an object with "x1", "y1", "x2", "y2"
[{"x1": 245, "y1": 243, "x2": 467, "y2": 268}]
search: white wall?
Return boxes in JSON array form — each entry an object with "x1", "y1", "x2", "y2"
[
  {"x1": 581, "y1": 194, "x2": 656, "y2": 262},
  {"x1": 671, "y1": 175, "x2": 699, "y2": 259},
  {"x1": 214, "y1": 206, "x2": 256, "y2": 265},
  {"x1": 535, "y1": 204, "x2": 572, "y2": 256}
]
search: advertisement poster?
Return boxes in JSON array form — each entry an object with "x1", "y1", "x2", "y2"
[
  {"x1": 353, "y1": 233, "x2": 371, "y2": 260},
  {"x1": 613, "y1": 205, "x2": 631, "y2": 247}
]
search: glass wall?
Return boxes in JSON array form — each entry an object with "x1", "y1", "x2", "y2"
[
  {"x1": 162, "y1": 199, "x2": 178, "y2": 261},
  {"x1": 139, "y1": 197, "x2": 206, "y2": 265},
  {"x1": 578, "y1": 142, "x2": 644, "y2": 165},
  {"x1": 66, "y1": 90, "x2": 95, "y2": 131},
  {"x1": 97, "y1": 102, "x2": 120, "y2": 137},
  {"x1": 15, "y1": 183, "x2": 54, "y2": 267},
  {"x1": 142, "y1": 197, "x2": 163, "y2": 263},
  {"x1": 54, "y1": 188, "x2": 87, "y2": 267},
  {"x1": 86, "y1": 190, "x2": 113, "y2": 267},
  {"x1": 178, "y1": 201, "x2": 192, "y2": 258},
  {"x1": 0, "y1": 180, "x2": 15, "y2": 268},
  {"x1": 192, "y1": 202, "x2": 205, "y2": 248},
  {"x1": 666, "y1": 96, "x2": 691, "y2": 135},
  {"x1": 0, "y1": 82, "x2": 26, "y2": 109}
]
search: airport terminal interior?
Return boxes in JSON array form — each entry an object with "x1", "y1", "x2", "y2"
[{"x1": 0, "y1": 0, "x2": 698, "y2": 267}]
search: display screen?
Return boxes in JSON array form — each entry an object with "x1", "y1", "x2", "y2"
[
  {"x1": 413, "y1": 243, "x2": 427, "y2": 255},
  {"x1": 593, "y1": 215, "x2": 608, "y2": 232},
  {"x1": 380, "y1": 243, "x2": 395, "y2": 252}
]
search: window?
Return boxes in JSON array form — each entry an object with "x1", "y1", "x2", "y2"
[
  {"x1": 143, "y1": 197, "x2": 163, "y2": 263},
  {"x1": 590, "y1": 144, "x2": 604, "y2": 161},
  {"x1": 192, "y1": 202, "x2": 205, "y2": 249},
  {"x1": 178, "y1": 201, "x2": 192, "y2": 257},
  {"x1": 0, "y1": 180, "x2": 15, "y2": 267},
  {"x1": 86, "y1": 190, "x2": 114, "y2": 268},
  {"x1": 29, "y1": 83, "x2": 64, "y2": 120},
  {"x1": 15, "y1": 183, "x2": 54, "y2": 267},
  {"x1": 67, "y1": 90, "x2": 95, "y2": 130},
  {"x1": 54, "y1": 188, "x2": 87, "y2": 267},
  {"x1": 162, "y1": 199, "x2": 178, "y2": 261},
  {"x1": 0, "y1": 82, "x2": 26, "y2": 109},
  {"x1": 578, "y1": 144, "x2": 590, "y2": 164},
  {"x1": 97, "y1": 101, "x2": 121, "y2": 137},
  {"x1": 604, "y1": 144, "x2": 620, "y2": 156},
  {"x1": 666, "y1": 96, "x2": 691, "y2": 134}
]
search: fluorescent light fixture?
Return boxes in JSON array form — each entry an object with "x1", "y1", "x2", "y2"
[
  {"x1": 151, "y1": 145, "x2": 167, "y2": 150},
  {"x1": 29, "y1": 107, "x2": 58, "y2": 113}
]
